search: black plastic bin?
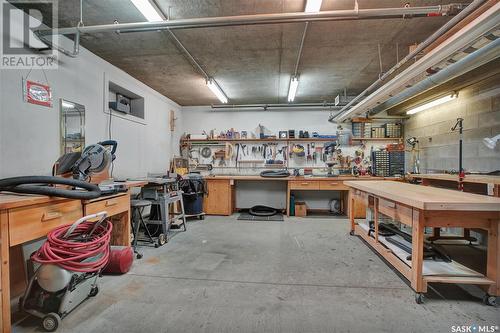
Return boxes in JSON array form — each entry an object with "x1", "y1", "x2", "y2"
[{"x1": 179, "y1": 174, "x2": 206, "y2": 215}]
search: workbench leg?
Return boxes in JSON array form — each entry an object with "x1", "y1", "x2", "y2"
[
  {"x1": 486, "y1": 219, "x2": 499, "y2": 297},
  {"x1": 411, "y1": 209, "x2": 425, "y2": 294},
  {"x1": 286, "y1": 182, "x2": 290, "y2": 217},
  {"x1": 348, "y1": 190, "x2": 355, "y2": 235},
  {"x1": 1, "y1": 210, "x2": 11, "y2": 333},
  {"x1": 373, "y1": 198, "x2": 379, "y2": 243}
]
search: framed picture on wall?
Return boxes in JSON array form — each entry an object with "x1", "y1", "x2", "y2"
[{"x1": 23, "y1": 79, "x2": 53, "y2": 107}]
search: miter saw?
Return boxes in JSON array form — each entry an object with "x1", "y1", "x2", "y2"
[
  {"x1": 53, "y1": 140, "x2": 117, "y2": 182},
  {"x1": 0, "y1": 141, "x2": 120, "y2": 199},
  {"x1": 55, "y1": 140, "x2": 126, "y2": 194}
]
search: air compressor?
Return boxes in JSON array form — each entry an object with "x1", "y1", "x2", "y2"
[{"x1": 19, "y1": 212, "x2": 112, "y2": 332}]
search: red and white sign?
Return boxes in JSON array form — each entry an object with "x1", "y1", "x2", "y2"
[{"x1": 25, "y1": 80, "x2": 52, "y2": 107}]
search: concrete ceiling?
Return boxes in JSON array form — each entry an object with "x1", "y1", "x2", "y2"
[{"x1": 14, "y1": 0, "x2": 466, "y2": 105}]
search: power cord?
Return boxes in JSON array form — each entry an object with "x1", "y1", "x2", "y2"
[{"x1": 108, "y1": 108, "x2": 114, "y2": 178}]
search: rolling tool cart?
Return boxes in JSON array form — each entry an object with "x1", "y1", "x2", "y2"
[{"x1": 139, "y1": 178, "x2": 187, "y2": 246}]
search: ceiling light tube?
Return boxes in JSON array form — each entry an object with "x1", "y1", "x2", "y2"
[
  {"x1": 130, "y1": 0, "x2": 163, "y2": 22},
  {"x1": 406, "y1": 93, "x2": 457, "y2": 115},
  {"x1": 288, "y1": 76, "x2": 299, "y2": 102},
  {"x1": 207, "y1": 78, "x2": 228, "y2": 104},
  {"x1": 305, "y1": 0, "x2": 323, "y2": 13}
]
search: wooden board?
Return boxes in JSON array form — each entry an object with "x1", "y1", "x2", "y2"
[
  {"x1": 344, "y1": 181, "x2": 500, "y2": 211},
  {"x1": 0, "y1": 194, "x2": 70, "y2": 210},
  {"x1": 409, "y1": 173, "x2": 500, "y2": 185},
  {"x1": 205, "y1": 175, "x2": 393, "y2": 181}
]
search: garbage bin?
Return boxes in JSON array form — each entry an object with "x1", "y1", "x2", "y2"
[{"x1": 179, "y1": 173, "x2": 206, "y2": 216}]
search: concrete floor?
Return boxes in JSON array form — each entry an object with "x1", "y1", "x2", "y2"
[{"x1": 14, "y1": 216, "x2": 499, "y2": 333}]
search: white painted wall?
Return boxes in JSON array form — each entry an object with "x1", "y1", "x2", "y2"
[
  {"x1": 181, "y1": 106, "x2": 338, "y2": 135},
  {"x1": 0, "y1": 1, "x2": 182, "y2": 179},
  {"x1": 180, "y1": 106, "x2": 382, "y2": 211}
]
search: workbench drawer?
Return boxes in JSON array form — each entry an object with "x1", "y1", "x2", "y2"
[
  {"x1": 289, "y1": 180, "x2": 320, "y2": 190},
  {"x1": 84, "y1": 194, "x2": 130, "y2": 217},
  {"x1": 319, "y1": 181, "x2": 348, "y2": 191},
  {"x1": 8, "y1": 200, "x2": 82, "y2": 246},
  {"x1": 378, "y1": 198, "x2": 413, "y2": 226}
]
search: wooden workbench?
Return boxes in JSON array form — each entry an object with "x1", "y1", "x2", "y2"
[
  {"x1": 202, "y1": 175, "x2": 397, "y2": 217},
  {"x1": 346, "y1": 180, "x2": 500, "y2": 304},
  {"x1": 408, "y1": 173, "x2": 500, "y2": 196},
  {"x1": 407, "y1": 174, "x2": 500, "y2": 241},
  {"x1": 0, "y1": 180, "x2": 144, "y2": 333}
]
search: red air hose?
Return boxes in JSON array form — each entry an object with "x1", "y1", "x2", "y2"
[{"x1": 32, "y1": 221, "x2": 113, "y2": 272}]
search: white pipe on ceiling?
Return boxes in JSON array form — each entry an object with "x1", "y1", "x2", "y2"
[
  {"x1": 334, "y1": 2, "x2": 500, "y2": 122},
  {"x1": 36, "y1": 4, "x2": 462, "y2": 36},
  {"x1": 331, "y1": 0, "x2": 488, "y2": 122}
]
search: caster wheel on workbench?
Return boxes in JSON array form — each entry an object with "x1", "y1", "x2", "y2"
[
  {"x1": 415, "y1": 293, "x2": 424, "y2": 304},
  {"x1": 483, "y1": 294, "x2": 497, "y2": 306},
  {"x1": 349, "y1": 230, "x2": 355, "y2": 236},
  {"x1": 199, "y1": 215, "x2": 205, "y2": 220},
  {"x1": 136, "y1": 253, "x2": 143, "y2": 259},
  {"x1": 158, "y1": 233, "x2": 167, "y2": 246},
  {"x1": 42, "y1": 312, "x2": 61, "y2": 332},
  {"x1": 89, "y1": 286, "x2": 99, "y2": 297}
]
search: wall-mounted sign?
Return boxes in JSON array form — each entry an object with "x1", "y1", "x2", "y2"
[{"x1": 23, "y1": 80, "x2": 52, "y2": 107}]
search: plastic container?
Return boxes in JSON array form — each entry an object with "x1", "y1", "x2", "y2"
[{"x1": 180, "y1": 174, "x2": 205, "y2": 215}]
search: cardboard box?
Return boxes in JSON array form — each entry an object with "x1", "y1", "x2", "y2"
[{"x1": 295, "y1": 202, "x2": 307, "y2": 217}]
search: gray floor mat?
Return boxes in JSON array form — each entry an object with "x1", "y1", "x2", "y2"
[{"x1": 237, "y1": 212, "x2": 284, "y2": 221}]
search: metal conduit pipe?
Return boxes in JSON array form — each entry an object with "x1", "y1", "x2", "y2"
[
  {"x1": 330, "y1": 0, "x2": 486, "y2": 122},
  {"x1": 369, "y1": 38, "x2": 500, "y2": 115},
  {"x1": 211, "y1": 103, "x2": 344, "y2": 111},
  {"x1": 212, "y1": 103, "x2": 342, "y2": 108},
  {"x1": 335, "y1": 2, "x2": 500, "y2": 122},
  {"x1": 36, "y1": 5, "x2": 461, "y2": 37}
]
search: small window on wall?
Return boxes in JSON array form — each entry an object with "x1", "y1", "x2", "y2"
[{"x1": 107, "y1": 80, "x2": 145, "y2": 120}]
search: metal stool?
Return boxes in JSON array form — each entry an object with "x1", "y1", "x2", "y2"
[{"x1": 130, "y1": 199, "x2": 154, "y2": 259}]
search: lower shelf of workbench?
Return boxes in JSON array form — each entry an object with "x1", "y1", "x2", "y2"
[{"x1": 354, "y1": 221, "x2": 494, "y2": 289}]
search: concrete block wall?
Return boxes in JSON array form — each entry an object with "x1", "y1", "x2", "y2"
[{"x1": 404, "y1": 75, "x2": 500, "y2": 173}]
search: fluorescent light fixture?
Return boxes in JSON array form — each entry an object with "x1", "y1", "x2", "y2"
[
  {"x1": 130, "y1": 0, "x2": 163, "y2": 22},
  {"x1": 288, "y1": 76, "x2": 299, "y2": 102},
  {"x1": 483, "y1": 134, "x2": 500, "y2": 150},
  {"x1": 207, "y1": 78, "x2": 228, "y2": 104},
  {"x1": 62, "y1": 101, "x2": 75, "y2": 108},
  {"x1": 305, "y1": 0, "x2": 322, "y2": 13},
  {"x1": 406, "y1": 94, "x2": 457, "y2": 115}
]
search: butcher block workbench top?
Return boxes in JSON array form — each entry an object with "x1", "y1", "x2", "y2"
[
  {"x1": 204, "y1": 175, "x2": 396, "y2": 181},
  {"x1": 408, "y1": 173, "x2": 500, "y2": 185},
  {"x1": 344, "y1": 180, "x2": 500, "y2": 211},
  {"x1": 0, "y1": 180, "x2": 147, "y2": 210}
]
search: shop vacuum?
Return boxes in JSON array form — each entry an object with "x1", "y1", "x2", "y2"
[{"x1": 19, "y1": 212, "x2": 112, "y2": 332}]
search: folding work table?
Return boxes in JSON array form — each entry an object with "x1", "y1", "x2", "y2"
[{"x1": 346, "y1": 180, "x2": 500, "y2": 304}]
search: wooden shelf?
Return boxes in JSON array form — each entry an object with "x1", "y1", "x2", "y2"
[
  {"x1": 181, "y1": 137, "x2": 337, "y2": 144},
  {"x1": 351, "y1": 137, "x2": 403, "y2": 141}
]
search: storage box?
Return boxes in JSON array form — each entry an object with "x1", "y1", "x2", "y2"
[{"x1": 295, "y1": 202, "x2": 307, "y2": 217}]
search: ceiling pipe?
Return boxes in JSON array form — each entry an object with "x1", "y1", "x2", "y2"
[
  {"x1": 334, "y1": 1, "x2": 499, "y2": 122},
  {"x1": 211, "y1": 103, "x2": 344, "y2": 111},
  {"x1": 370, "y1": 37, "x2": 500, "y2": 115},
  {"x1": 35, "y1": 4, "x2": 463, "y2": 37},
  {"x1": 330, "y1": 0, "x2": 487, "y2": 122},
  {"x1": 293, "y1": 22, "x2": 309, "y2": 77}
]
